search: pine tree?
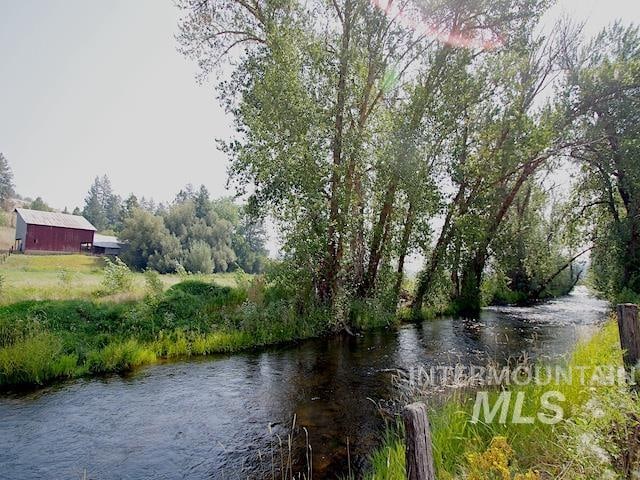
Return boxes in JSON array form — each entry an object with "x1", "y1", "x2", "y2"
[
  {"x1": 194, "y1": 185, "x2": 211, "y2": 219},
  {"x1": 0, "y1": 153, "x2": 15, "y2": 209},
  {"x1": 82, "y1": 175, "x2": 122, "y2": 231},
  {"x1": 83, "y1": 177, "x2": 108, "y2": 230}
]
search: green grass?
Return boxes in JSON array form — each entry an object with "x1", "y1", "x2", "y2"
[
  {"x1": 0, "y1": 263, "x2": 330, "y2": 387},
  {"x1": 0, "y1": 254, "x2": 240, "y2": 304},
  {"x1": 367, "y1": 320, "x2": 640, "y2": 479}
]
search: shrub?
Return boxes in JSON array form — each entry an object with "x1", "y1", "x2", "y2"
[
  {"x1": 57, "y1": 268, "x2": 74, "y2": 287},
  {"x1": 466, "y1": 437, "x2": 540, "y2": 480},
  {"x1": 154, "y1": 280, "x2": 246, "y2": 330},
  {"x1": 143, "y1": 269, "x2": 164, "y2": 299},
  {"x1": 100, "y1": 257, "x2": 133, "y2": 294}
]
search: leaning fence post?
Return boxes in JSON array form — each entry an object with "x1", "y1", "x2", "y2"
[
  {"x1": 617, "y1": 303, "x2": 640, "y2": 370},
  {"x1": 402, "y1": 402, "x2": 436, "y2": 480}
]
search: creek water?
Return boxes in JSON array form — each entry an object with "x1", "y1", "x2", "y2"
[{"x1": 0, "y1": 287, "x2": 609, "y2": 479}]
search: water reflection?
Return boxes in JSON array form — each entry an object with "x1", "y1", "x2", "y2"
[{"x1": 0, "y1": 287, "x2": 609, "y2": 479}]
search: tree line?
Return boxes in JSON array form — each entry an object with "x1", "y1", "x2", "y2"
[
  {"x1": 81, "y1": 178, "x2": 269, "y2": 275},
  {"x1": 176, "y1": 0, "x2": 639, "y2": 323},
  {"x1": 0, "y1": 159, "x2": 268, "y2": 275}
]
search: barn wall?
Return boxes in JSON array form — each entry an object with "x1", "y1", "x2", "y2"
[
  {"x1": 15, "y1": 214, "x2": 27, "y2": 251},
  {"x1": 25, "y1": 225, "x2": 94, "y2": 252}
]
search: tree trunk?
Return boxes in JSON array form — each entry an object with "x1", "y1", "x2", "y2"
[
  {"x1": 530, "y1": 246, "x2": 593, "y2": 300},
  {"x1": 455, "y1": 253, "x2": 486, "y2": 316},
  {"x1": 617, "y1": 303, "x2": 640, "y2": 370},
  {"x1": 412, "y1": 185, "x2": 465, "y2": 316},
  {"x1": 360, "y1": 178, "x2": 397, "y2": 297},
  {"x1": 393, "y1": 202, "x2": 416, "y2": 304},
  {"x1": 452, "y1": 159, "x2": 544, "y2": 315},
  {"x1": 321, "y1": 0, "x2": 353, "y2": 303}
]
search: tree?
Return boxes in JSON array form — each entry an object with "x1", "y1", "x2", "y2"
[
  {"x1": 233, "y1": 207, "x2": 269, "y2": 273},
  {"x1": 120, "y1": 194, "x2": 140, "y2": 223},
  {"x1": 184, "y1": 240, "x2": 214, "y2": 274},
  {"x1": 565, "y1": 23, "x2": 640, "y2": 298},
  {"x1": 29, "y1": 197, "x2": 52, "y2": 212},
  {"x1": 119, "y1": 208, "x2": 181, "y2": 272},
  {"x1": 0, "y1": 153, "x2": 15, "y2": 209},
  {"x1": 83, "y1": 175, "x2": 122, "y2": 231},
  {"x1": 178, "y1": 0, "x2": 547, "y2": 326}
]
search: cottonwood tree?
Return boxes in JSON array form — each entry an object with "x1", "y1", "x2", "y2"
[
  {"x1": 413, "y1": 24, "x2": 582, "y2": 316},
  {"x1": 177, "y1": 0, "x2": 552, "y2": 325},
  {"x1": 565, "y1": 23, "x2": 640, "y2": 298}
]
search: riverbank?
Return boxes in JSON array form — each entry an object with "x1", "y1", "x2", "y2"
[
  {"x1": 0, "y1": 273, "x2": 336, "y2": 388},
  {"x1": 366, "y1": 319, "x2": 640, "y2": 479},
  {"x1": 0, "y1": 254, "x2": 593, "y2": 389}
]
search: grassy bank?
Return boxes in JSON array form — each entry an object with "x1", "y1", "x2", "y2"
[
  {"x1": 367, "y1": 320, "x2": 640, "y2": 479},
  {"x1": 0, "y1": 256, "x2": 331, "y2": 388}
]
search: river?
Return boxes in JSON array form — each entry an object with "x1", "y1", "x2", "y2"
[{"x1": 0, "y1": 287, "x2": 609, "y2": 479}]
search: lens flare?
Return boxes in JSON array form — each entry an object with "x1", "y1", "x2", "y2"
[{"x1": 371, "y1": 0, "x2": 504, "y2": 50}]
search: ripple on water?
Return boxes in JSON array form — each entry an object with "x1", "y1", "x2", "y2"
[{"x1": 0, "y1": 288, "x2": 610, "y2": 479}]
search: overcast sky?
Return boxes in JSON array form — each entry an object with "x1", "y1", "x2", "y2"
[{"x1": 1, "y1": 0, "x2": 639, "y2": 211}]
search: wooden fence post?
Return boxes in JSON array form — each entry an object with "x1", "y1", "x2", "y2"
[
  {"x1": 403, "y1": 402, "x2": 436, "y2": 480},
  {"x1": 617, "y1": 303, "x2": 640, "y2": 369}
]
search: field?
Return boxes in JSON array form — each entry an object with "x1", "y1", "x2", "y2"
[{"x1": 0, "y1": 254, "x2": 239, "y2": 304}]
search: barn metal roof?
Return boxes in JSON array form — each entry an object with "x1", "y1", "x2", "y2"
[
  {"x1": 15, "y1": 208, "x2": 97, "y2": 231},
  {"x1": 93, "y1": 234, "x2": 124, "y2": 249}
]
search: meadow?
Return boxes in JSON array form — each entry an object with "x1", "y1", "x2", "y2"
[{"x1": 0, "y1": 254, "x2": 238, "y2": 304}]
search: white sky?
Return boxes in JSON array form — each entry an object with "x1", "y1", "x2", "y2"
[{"x1": 1, "y1": 0, "x2": 639, "y2": 212}]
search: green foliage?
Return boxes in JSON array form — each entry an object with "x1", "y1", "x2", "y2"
[
  {"x1": 57, "y1": 268, "x2": 74, "y2": 287},
  {"x1": 86, "y1": 339, "x2": 156, "y2": 374},
  {"x1": 184, "y1": 240, "x2": 214, "y2": 274},
  {"x1": 118, "y1": 191, "x2": 268, "y2": 275},
  {"x1": 566, "y1": 23, "x2": 640, "y2": 300},
  {"x1": 177, "y1": 0, "x2": 578, "y2": 322},
  {"x1": 0, "y1": 274, "x2": 333, "y2": 387},
  {"x1": 143, "y1": 269, "x2": 164, "y2": 299},
  {"x1": 83, "y1": 175, "x2": 122, "y2": 231},
  {"x1": 100, "y1": 257, "x2": 133, "y2": 294},
  {"x1": 0, "y1": 153, "x2": 14, "y2": 208},
  {"x1": 29, "y1": 196, "x2": 52, "y2": 212},
  {"x1": 0, "y1": 333, "x2": 77, "y2": 385},
  {"x1": 119, "y1": 208, "x2": 181, "y2": 272}
]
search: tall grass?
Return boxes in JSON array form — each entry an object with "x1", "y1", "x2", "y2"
[
  {"x1": 0, "y1": 277, "x2": 332, "y2": 388},
  {"x1": 367, "y1": 320, "x2": 640, "y2": 479}
]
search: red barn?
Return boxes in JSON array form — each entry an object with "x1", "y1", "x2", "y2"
[{"x1": 14, "y1": 208, "x2": 96, "y2": 253}]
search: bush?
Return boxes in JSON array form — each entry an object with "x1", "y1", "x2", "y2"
[
  {"x1": 154, "y1": 280, "x2": 246, "y2": 330},
  {"x1": 57, "y1": 268, "x2": 74, "y2": 287},
  {"x1": 143, "y1": 269, "x2": 164, "y2": 299},
  {"x1": 99, "y1": 257, "x2": 134, "y2": 294}
]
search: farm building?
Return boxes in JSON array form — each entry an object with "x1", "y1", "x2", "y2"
[
  {"x1": 92, "y1": 234, "x2": 124, "y2": 256},
  {"x1": 14, "y1": 208, "x2": 96, "y2": 253}
]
